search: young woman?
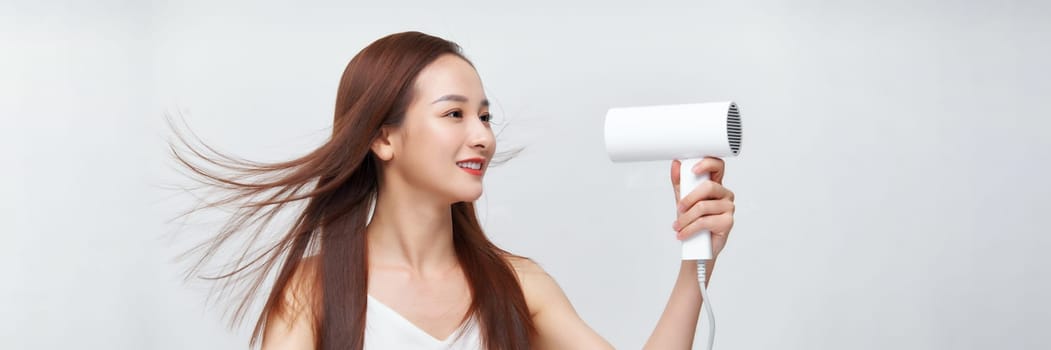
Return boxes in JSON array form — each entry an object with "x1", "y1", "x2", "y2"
[{"x1": 172, "y1": 31, "x2": 736, "y2": 350}]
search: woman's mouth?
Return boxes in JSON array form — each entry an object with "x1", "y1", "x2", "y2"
[{"x1": 456, "y1": 159, "x2": 484, "y2": 176}]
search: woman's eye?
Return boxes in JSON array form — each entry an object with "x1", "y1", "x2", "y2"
[
  {"x1": 446, "y1": 110, "x2": 463, "y2": 118},
  {"x1": 480, "y1": 114, "x2": 492, "y2": 123}
]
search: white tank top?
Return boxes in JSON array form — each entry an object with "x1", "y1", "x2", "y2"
[{"x1": 364, "y1": 294, "x2": 482, "y2": 350}]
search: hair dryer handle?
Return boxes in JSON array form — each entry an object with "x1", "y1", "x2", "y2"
[{"x1": 679, "y1": 158, "x2": 714, "y2": 261}]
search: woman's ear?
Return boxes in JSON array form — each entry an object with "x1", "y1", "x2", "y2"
[{"x1": 370, "y1": 126, "x2": 396, "y2": 161}]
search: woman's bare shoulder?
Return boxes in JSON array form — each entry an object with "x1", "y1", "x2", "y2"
[
  {"x1": 260, "y1": 255, "x2": 321, "y2": 350},
  {"x1": 505, "y1": 255, "x2": 546, "y2": 277},
  {"x1": 503, "y1": 255, "x2": 613, "y2": 348},
  {"x1": 504, "y1": 255, "x2": 562, "y2": 317}
]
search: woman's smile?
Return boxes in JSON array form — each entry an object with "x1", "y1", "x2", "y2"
[{"x1": 456, "y1": 158, "x2": 485, "y2": 176}]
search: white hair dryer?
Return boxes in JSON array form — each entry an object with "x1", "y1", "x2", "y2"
[
  {"x1": 604, "y1": 101, "x2": 742, "y2": 349},
  {"x1": 604, "y1": 101, "x2": 742, "y2": 260}
]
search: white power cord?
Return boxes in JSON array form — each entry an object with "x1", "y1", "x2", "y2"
[{"x1": 697, "y1": 259, "x2": 715, "y2": 350}]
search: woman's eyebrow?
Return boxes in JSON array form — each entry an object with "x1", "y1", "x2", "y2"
[{"x1": 431, "y1": 94, "x2": 490, "y2": 107}]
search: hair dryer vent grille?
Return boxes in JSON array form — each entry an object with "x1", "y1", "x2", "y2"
[{"x1": 727, "y1": 103, "x2": 742, "y2": 155}]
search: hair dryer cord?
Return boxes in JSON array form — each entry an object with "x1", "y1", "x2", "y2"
[{"x1": 697, "y1": 259, "x2": 715, "y2": 350}]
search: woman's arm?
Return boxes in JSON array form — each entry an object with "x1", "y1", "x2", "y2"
[
  {"x1": 526, "y1": 156, "x2": 731, "y2": 348},
  {"x1": 643, "y1": 157, "x2": 731, "y2": 348},
  {"x1": 518, "y1": 257, "x2": 714, "y2": 350},
  {"x1": 643, "y1": 259, "x2": 715, "y2": 350}
]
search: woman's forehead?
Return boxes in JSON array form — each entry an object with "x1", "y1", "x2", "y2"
[{"x1": 414, "y1": 55, "x2": 486, "y2": 105}]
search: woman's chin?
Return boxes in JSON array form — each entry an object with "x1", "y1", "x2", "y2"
[{"x1": 451, "y1": 188, "x2": 483, "y2": 204}]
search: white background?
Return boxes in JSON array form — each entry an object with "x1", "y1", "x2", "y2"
[{"x1": 3, "y1": 0, "x2": 1050, "y2": 349}]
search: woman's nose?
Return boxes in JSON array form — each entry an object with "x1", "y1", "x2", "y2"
[{"x1": 469, "y1": 118, "x2": 494, "y2": 150}]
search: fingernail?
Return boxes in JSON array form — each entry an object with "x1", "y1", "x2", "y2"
[{"x1": 672, "y1": 221, "x2": 680, "y2": 231}]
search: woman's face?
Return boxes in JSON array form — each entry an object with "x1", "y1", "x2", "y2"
[{"x1": 379, "y1": 54, "x2": 495, "y2": 204}]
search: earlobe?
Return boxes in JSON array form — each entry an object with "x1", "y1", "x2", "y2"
[{"x1": 370, "y1": 127, "x2": 395, "y2": 161}]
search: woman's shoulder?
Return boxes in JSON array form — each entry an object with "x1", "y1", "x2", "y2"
[
  {"x1": 278, "y1": 254, "x2": 323, "y2": 318},
  {"x1": 503, "y1": 254, "x2": 614, "y2": 348},
  {"x1": 260, "y1": 255, "x2": 321, "y2": 350},
  {"x1": 503, "y1": 255, "x2": 565, "y2": 318},
  {"x1": 505, "y1": 255, "x2": 545, "y2": 277}
]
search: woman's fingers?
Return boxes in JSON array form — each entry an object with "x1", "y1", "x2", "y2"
[
  {"x1": 677, "y1": 180, "x2": 735, "y2": 213},
  {"x1": 672, "y1": 157, "x2": 725, "y2": 202},
  {"x1": 674, "y1": 211, "x2": 735, "y2": 241},
  {"x1": 673, "y1": 199, "x2": 735, "y2": 232},
  {"x1": 691, "y1": 157, "x2": 725, "y2": 184}
]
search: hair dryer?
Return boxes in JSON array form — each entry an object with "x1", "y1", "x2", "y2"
[
  {"x1": 604, "y1": 101, "x2": 742, "y2": 260},
  {"x1": 603, "y1": 101, "x2": 742, "y2": 349}
]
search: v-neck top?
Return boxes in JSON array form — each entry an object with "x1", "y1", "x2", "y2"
[{"x1": 365, "y1": 294, "x2": 481, "y2": 349}]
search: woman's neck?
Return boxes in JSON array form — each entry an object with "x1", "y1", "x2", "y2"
[{"x1": 365, "y1": 185, "x2": 459, "y2": 277}]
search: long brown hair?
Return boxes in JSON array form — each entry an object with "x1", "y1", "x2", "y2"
[{"x1": 168, "y1": 31, "x2": 534, "y2": 349}]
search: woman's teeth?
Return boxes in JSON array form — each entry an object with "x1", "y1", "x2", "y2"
[{"x1": 457, "y1": 161, "x2": 481, "y2": 170}]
